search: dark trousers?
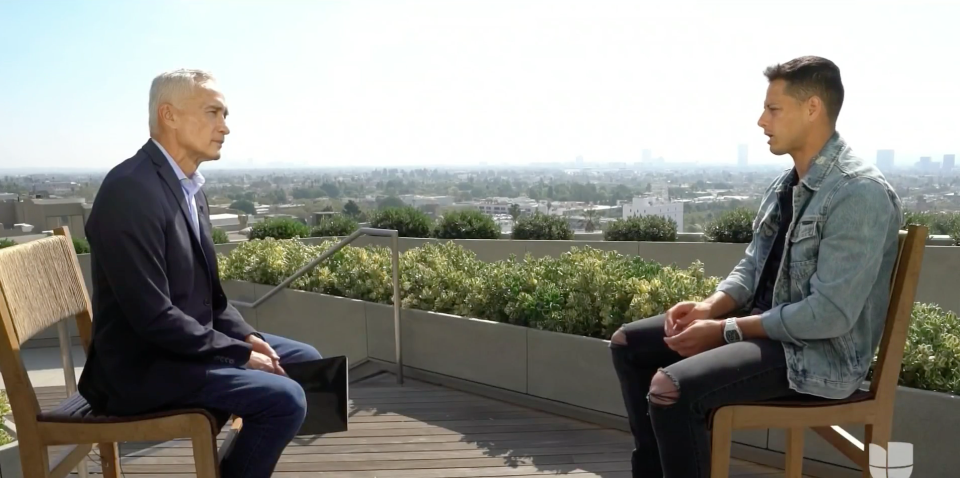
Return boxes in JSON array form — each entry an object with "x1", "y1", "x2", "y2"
[
  {"x1": 610, "y1": 314, "x2": 800, "y2": 477},
  {"x1": 173, "y1": 333, "x2": 322, "y2": 478}
]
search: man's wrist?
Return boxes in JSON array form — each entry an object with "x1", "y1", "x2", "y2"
[
  {"x1": 701, "y1": 291, "x2": 735, "y2": 319},
  {"x1": 735, "y1": 315, "x2": 767, "y2": 339}
]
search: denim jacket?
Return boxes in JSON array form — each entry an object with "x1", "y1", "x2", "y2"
[{"x1": 717, "y1": 132, "x2": 903, "y2": 399}]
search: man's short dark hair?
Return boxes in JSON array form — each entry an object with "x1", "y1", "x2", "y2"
[{"x1": 764, "y1": 56, "x2": 844, "y2": 124}]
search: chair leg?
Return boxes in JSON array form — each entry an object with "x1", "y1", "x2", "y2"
[
  {"x1": 710, "y1": 408, "x2": 734, "y2": 478},
  {"x1": 862, "y1": 421, "x2": 892, "y2": 478},
  {"x1": 98, "y1": 442, "x2": 121, "y2": 478},
  {"x1": 192, "y1": 422, "x2": 220, "y2": 478},
  {"x1": 18, "y1": 443, "x2": 51, "y2": 478},
  {"x1": 785, "y1": 428, "x2": 804, "y2": 478}
]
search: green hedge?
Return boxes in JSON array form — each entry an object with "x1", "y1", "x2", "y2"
[
  {"x1": 0, "y1": 390, "x2": 10, "y2": 445},
  {"x1": 218, "y1": 238, "x2": 960, "y2": 396},
  {"x1": 511, "y1": 212, "x2": 573, "y2": 240},
  {"x1": 0, "y1": 236, "x2": 92, "y2": 253},
  {"x1": 219, "y1": 238, "x2": 716, "y2": 338},
  {"x1": 369, "y1": 206, "x2": 433, "y2": 238},
  {"x1": 248, "y1": 217, "x2": 310, "y2": 240},
  {"x1": 703, "y1": 207, "x2": 754, "y2": 243},
  {"x1": 604, "y1": 216, "x2": 677, "y2": 242},
  {"x1": 310, "y1": 215, "x2": 360, "y2": 237},
  {"x1": 903, "y1": 210, "x2": 960, "y2": 245},
  {"x1": 211, "y1": 228, "x2": 230, "y2": 244},
  {"x1": 434, "y1": 210, "x2": 500, "y2": 239}
]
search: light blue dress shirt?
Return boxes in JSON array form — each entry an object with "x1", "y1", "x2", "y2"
[{"x1": 152, "y1": 139, "x2": 206, "y2": 237}]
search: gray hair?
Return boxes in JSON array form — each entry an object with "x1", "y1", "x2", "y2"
[{"x1": 148, "y1": 69, "x2": 217, "y2": 136}]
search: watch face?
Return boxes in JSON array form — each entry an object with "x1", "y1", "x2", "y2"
[{"x1": 725, "y1": 329, "x2": 739, "y2": 342}]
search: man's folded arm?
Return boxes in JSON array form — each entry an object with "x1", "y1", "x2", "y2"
[
  {"x1": 91, "y1": 180, "x2": 253, "y2": 365},
  {"x1": 759, "y1": 178, "x2": 898, "y2": 346},
  {"x1": 213, "y1": 296, "x2": 257, "y2": 340}
]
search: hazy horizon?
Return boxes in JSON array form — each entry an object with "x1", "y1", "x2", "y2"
[{"x1": 1, "y1": 0, "x2": 957, "y2": 170}]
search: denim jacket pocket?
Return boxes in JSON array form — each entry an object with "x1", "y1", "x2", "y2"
[{"x1": 789, "y1": 218, "x2": 821, "y2": 262}]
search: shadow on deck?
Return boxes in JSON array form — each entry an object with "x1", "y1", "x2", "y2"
[{"x1": 27, "y1": 374, "x2": 796, "y2": 477}]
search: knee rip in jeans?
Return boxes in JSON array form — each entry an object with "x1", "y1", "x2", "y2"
[
  {"x1": 610, "y1": 328, "x2": 628, "y2": 347},
  {"x1": 647, "y1": 368, "x2": 680, "y2": 406}
]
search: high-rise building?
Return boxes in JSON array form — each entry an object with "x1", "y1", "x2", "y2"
[
  {"x1": 876, "y1": 149, "x2": 895, "y2": 171},
  {"x1": 944, "y1": 154, "x2": 955, "y2": 172},
  {"x1": 738, "y1": 144, "x2": 748, "y2": 167}
]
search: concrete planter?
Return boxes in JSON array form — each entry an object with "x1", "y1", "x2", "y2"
[
  {"x1": 400, "y1": 309, "x2": 527, "y2": 393},
  {"x1": 0, "y1": 440, "x2": 21, "y2": 478},
  {"x1": 220, "y1": 281, "x2": 368, "y2": 364}
]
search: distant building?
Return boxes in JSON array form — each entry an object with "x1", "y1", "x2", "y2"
[
  {"x1": 876, "y1": 149, "x2": 895, "y2": 171},
  {"x1": 0, "y1": 195, "x2": 90, "y2": 239},
  {"x1": 461, "y1": 197, "x2": 540, "y2": 217},
  {"x1": 623, "y1": 196, "x2": 684, "y2": 231},
  {"x1": 915, "y1": 156, "x2": 940, "y2": 173},
  {"x1": 944, "y1": 154, "x2": 955, "y2": 172},
  {"x1": 399, "y1": 194, "x2": 454, "y2": 208},
  {"x1": 210, "y1": 213, "x2": 253, "y2": 231},
  {"x1": 738, "y1": 144, "x2": 748, "y2": 167}
]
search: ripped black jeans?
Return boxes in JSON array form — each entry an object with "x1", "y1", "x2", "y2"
[{"x1": 609, "y1": 314, "x2": 801, "y2": 478}]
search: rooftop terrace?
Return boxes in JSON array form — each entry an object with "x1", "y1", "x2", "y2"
[
  {"x1": 6, "y1": 358, "x2": 800, "y2": 477},
  {"x1": 3, "y1": 231, "x2": 959, "y2": 477}
]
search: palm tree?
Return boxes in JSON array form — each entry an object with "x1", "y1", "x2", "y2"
[
  {"x1": 508, "y1": 203, "x2": 521, "y2": 224},
  {"x1": 583, "y1": 208, "x2": 600, "y2": 232}
]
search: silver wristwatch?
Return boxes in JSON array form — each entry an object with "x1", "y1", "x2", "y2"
[{"x1": 723, "y1": 317, "x2": 743, "y2": 343}]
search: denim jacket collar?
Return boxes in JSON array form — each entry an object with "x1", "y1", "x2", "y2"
[{"x1": 794, "y1": 131, "x2": 846, "y2": 193}]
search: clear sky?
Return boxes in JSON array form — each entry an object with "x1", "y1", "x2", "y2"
[{"x1": 0, "y1": 0, "x2": 957, "y2": 171}]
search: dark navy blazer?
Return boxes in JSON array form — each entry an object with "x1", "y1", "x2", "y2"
[{"x1": 78, "y1": 139, "x2": 256, "y2": 415}]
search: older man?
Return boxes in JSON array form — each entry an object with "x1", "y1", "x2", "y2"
[{"x1": 79, "y1": 69, "x2": 321, "y2": 478}]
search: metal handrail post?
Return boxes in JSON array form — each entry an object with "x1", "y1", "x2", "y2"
[
  {"x1": 241, "y1": 228, "x2": 366, "y2": 309},
  {"x1": 392, "y1": 232, "x2": 403, "y2": 385},
  {"x1": 231, "y1": 228, "x2": 398, "y2": 310}
]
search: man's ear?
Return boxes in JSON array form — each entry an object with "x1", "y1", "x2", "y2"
[
  {"x1": 805, "y1": 95, "x2": 824, "y2": 123},
  {"x1": 158, "y1": 103, "x2": 177, "y2": 130}
]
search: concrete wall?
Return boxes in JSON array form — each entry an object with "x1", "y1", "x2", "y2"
[{"x1": 220, "y1": 281, "x2": 369, "y2": 364}]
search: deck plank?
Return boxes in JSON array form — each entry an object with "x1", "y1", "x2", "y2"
[{"x1": 21, "y1": 374, "x2": 800, "y2": 477}]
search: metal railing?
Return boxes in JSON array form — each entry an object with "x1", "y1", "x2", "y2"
[{"x1": 228, "y1": 227, "x2": 404, "y2": 385}]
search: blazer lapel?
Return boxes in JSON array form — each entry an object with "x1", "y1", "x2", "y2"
[
  {"x1": 143, "y1": 140, "x2": 212, "y2": 277},
  {"x1": 195, "y1": 192, "x2": 217, "y2": 277}
]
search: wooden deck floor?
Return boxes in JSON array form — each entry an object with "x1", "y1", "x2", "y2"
[{"x1": 26, "y1": 374, "x2": 795, "y2": 477}]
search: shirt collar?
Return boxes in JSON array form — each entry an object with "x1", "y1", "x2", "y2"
[{"x1": 151, "y1": 138, "x2": 205, "y2": 192}]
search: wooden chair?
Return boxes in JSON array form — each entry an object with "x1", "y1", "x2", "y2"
[
  {"x1": 0, "y1": 227, "x2": 220, "y2": 478},
  {"x1": 709, "y1": 224, "x2": 928, "y2": 478}
]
